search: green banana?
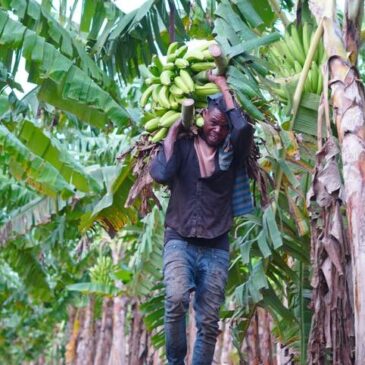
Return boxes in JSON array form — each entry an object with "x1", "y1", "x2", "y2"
[
  {"x1": 152, "y1": 84, "x2": 163, "y2": 103},
  {"x1": 175, "y1": 58, "x2": 189, "y2": 69},
  {"x1": 285, "y1": 34, "x2": 305, "y2": 65},
  {"x1": 194, "y1": 40, "x2": 216, "y2": 52},
  {"x1": 276, "y1": 40, "x2": 296, "y2": 67},
  {"x1": 140, "y1": 84, "x2": 155, "y2": 107},
  {"x1": 144, "y1": 117, "x2": 160, "y2": 132},
  {"x1": 195, "y1": 116, "x2": 204, "y2": 127},
  {"x1": 302, "y1": 22, "x2": 311, "y2": 55},
  {"x1": 174, "y1": 45, "x2": 188, "y2": 59},
  {"x1": 173, "y1": 96, "x2": 185, "y2": 104},
  {"x1": 316, "y1": 68, "x2": 323, "y2": 94},
  {"x1": 293, "y1": 60, "x2": 302, "y2": 74},
  {"x1": 167, "y1": 42, "x2": 179, "y2": 56},
  {"x1": 145, "y1": 76, "x2": 161, "y2": 85},
  {"x1": 140, "y1": 41, "x2": 229, "y2": 142},
  {"x1": 154, "y1": 107, "x2": 169, "y2": 116},
  {"x1": 169, "y1": 84, "x2": 184, "y2": 96},
  {"x1": 202, "y1": 49, "x2": 214, "y2": 61},
  {"x1": 180, "y1": 70, "x2": 195, "y2": 92},
  {"x1": 304, "y1": 69, "x2": 312, "y2": 92},
  {"x1": 151, "y1": 127, "x2": 168, "y2": 143},
  {"x1": 159, "y1": 111, "x2": 181, "y2": 128},
  {"x1": 193, "y1": 71, "x2": 209, "y2": 84},
  {"x1": 310, "y1": 61, "x2": 319, "y2": 92},
  {"x1": 183, "y1": 50, "x2": 205, "y2": 61},
  {"x1": 160, "y1": 70, "x2": 174, "y2": 86},
  {"x1": 174, "y1": 76, "x2": 190, "y2": 94},
  {"x1": 290, "y1": 25, "x2": 305, "y2": 63},
  {"x1": 317, "y1": 40, "x2": 325, "y2": 64},
  {"x1": 163, "y1": 62, "x2": 175, "y2": 71},
  {"x1": 158, "y1": 85, "x2": 171, "y2": 108},
  {"x1": 169, "y1": 94, "x2": 179, "y2": 109},
  {"x1": 194, "y1": 83, "x2": 220, "y2": 97},
  {"x1": 191, "y1": 62, "x2": 215, "y2": 72},
  {"x1": 159, "y1": 110, "x2": 177, "y2": 124}
]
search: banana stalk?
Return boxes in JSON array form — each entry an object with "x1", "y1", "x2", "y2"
[
  {"x1": 209, "y1": 44, "x2": 228, "y2": 76},
  {"x1": 181, "y1": 99, "x2": 195, "y2": 129}
]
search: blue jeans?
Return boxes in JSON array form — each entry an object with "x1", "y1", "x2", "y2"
[{"x1": 163, "y1": 239, "x2": 229, "y2": 365}]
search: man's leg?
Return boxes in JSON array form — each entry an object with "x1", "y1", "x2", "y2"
[
  {"x1": 163, "y1": 240, "x2": 195, "y2": 365},
  {"x1": 192, "y1": 248, "x2": 229, "y2": 365}
]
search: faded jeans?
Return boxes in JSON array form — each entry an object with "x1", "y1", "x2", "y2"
[{"x1": 163, "y1": 239, "x2": 229, "y2": 365}]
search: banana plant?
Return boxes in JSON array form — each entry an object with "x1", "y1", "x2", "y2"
[{"x1": 306, "y1": 1, "x2": 364, "y2": 363}]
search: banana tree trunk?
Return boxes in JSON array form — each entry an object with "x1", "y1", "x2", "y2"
[
  {"x1": 309, "y1": 1, "x2": 365, "y2": 363},
  {"x1": 108, "y1": 243, "x2": 128, "y2": 365},
  {"x1": 245, "y1": 312, "x2": 259, "y2": 365},
  {"x1": 108, "y1": 296, "x2": 128, "y2": 365},
  {"x1": 258, "y1": 308, "x2": 274, "y2": 365},
  {"x1": 94, "y1": 297, "x2": 113, "y2": 365},
  {"x1": 329, "y1": 55, "x2": 365, "y2": 365},
  {"x1": 128, "y1": 300, "x2": 146, "y2": 365},
  {"x1": 76, "y1": 296, "x2": 95, "y2": 365},
  {"x1": 66, "y1": 308, "x2": 84, "y2": 365},
  {"x1": 344, "y1": 0, "x2": 364, "y2": 64}
]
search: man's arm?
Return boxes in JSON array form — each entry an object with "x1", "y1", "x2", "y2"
[
  {"x1": 149, "y1": 119, "x2": 183, "y2": 184},
  {"x1": 208, "y1": 72, "x2": 254, "y2": 159}
]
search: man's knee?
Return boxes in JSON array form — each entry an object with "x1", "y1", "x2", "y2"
[
  {"x1": 165, "y1": 291, "x2": 190, "y2": 320},
  {"x1": 196, "y1": 313, "x2": 220, "y2": 340}
]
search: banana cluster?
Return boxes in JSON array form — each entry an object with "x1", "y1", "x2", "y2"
[
  {"x1": 140, "y1": 41, "x2": 220, "y2": 142},
  {"x1": 89, "y1": 256, "x2": 114, "y2": 286},
  {"x1": 267, "y1": 23, "x2": 325, "y2": 97}
]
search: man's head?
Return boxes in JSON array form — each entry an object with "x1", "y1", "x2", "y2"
[{"x1": 200, "y1": 94, "x2": 229, "y2": 147}]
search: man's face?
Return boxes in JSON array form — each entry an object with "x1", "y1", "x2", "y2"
[{"x1": 201, "y1": 107, "x2": 229, "y2": 147}]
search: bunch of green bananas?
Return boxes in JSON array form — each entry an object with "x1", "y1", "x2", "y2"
[
  {"x1": 89, "y1": 256, "x2": 114, "y2": 286},
  {"x1": 267, "y1": 23, "x2": 326, "y2": 97},
  {"x1": 140, "y1": 41, "x2": 220, "y2": 143}
]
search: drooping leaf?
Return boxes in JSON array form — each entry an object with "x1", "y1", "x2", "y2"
[
  {"x1": 17, "y1": 120, "x2": 101, "y2": 193},
  {"x1": 0, "y1": 124, "x2": 75, "y2": 199}
]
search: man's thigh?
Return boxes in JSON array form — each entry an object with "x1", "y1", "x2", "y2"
[
  {"x1": 194, "y1": 248, "x2": 229, "y2": 314},
  {"x1": 163, "y1": 240, "x2": 195, "y2": 303}
]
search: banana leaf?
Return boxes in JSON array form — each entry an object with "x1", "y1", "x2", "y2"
[
  {"x1": 0, "y1": 124, "x2": 75, "y2": 199},
  {"x1": 0, "y1": 10, "x2": 130, "y2": 128},
  {"x1": 17, "y1": 120, "x2": 101, "y2": 193}
]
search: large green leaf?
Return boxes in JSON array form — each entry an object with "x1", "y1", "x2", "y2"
[
  {"x1": 1, "y1": 0, "x2": 118, "y2": 94},
  {"x1": 0, "y1": 10, "x2": 130, "y2": 128},
  {"x1": 0, "y1": 124, "x2": 75, "y2": 198},
  {"x1": 0, "y1": 173, "x2": 37, "y2": 216},
  {"x1": 17, "y1": 120, "x2": 101, "y2": 193},
  {"x1": 3, "y1": 243, "x2": 52, "y2": 301},
  {"x1": 67, "y1": 282, "x2": 118, "y2": 296},
  {"x1": 212, "y1": 0, "x2": 280, "y2": 120},
  {"x1": 79, "y1": 161, "x2": 137, "y2": 234},
  {"x1": 0, "y1": 195, "x2": 70, "y2": 245}
]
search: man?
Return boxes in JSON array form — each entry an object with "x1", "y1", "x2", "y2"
[{"x1": 150, "y1": 73, "x2": 253, "y2": 365}]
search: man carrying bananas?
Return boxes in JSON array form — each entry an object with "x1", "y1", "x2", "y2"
[{"x1": 150, "y1": 72, "x2": 253, "y2": 365}]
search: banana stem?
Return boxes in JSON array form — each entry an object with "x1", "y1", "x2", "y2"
[
  {"x1": 181, "y1": 99, "x2": 195, "y2": 129},
  {"x1": 209, "y1": 44, "x2": 228, "y2": 76},
  {"x1": 290, "y1": 19, "x2": 324, "y2": 129},
  {"x1": 267, "y1": 0, "x2": 290, "y2": 27}
]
